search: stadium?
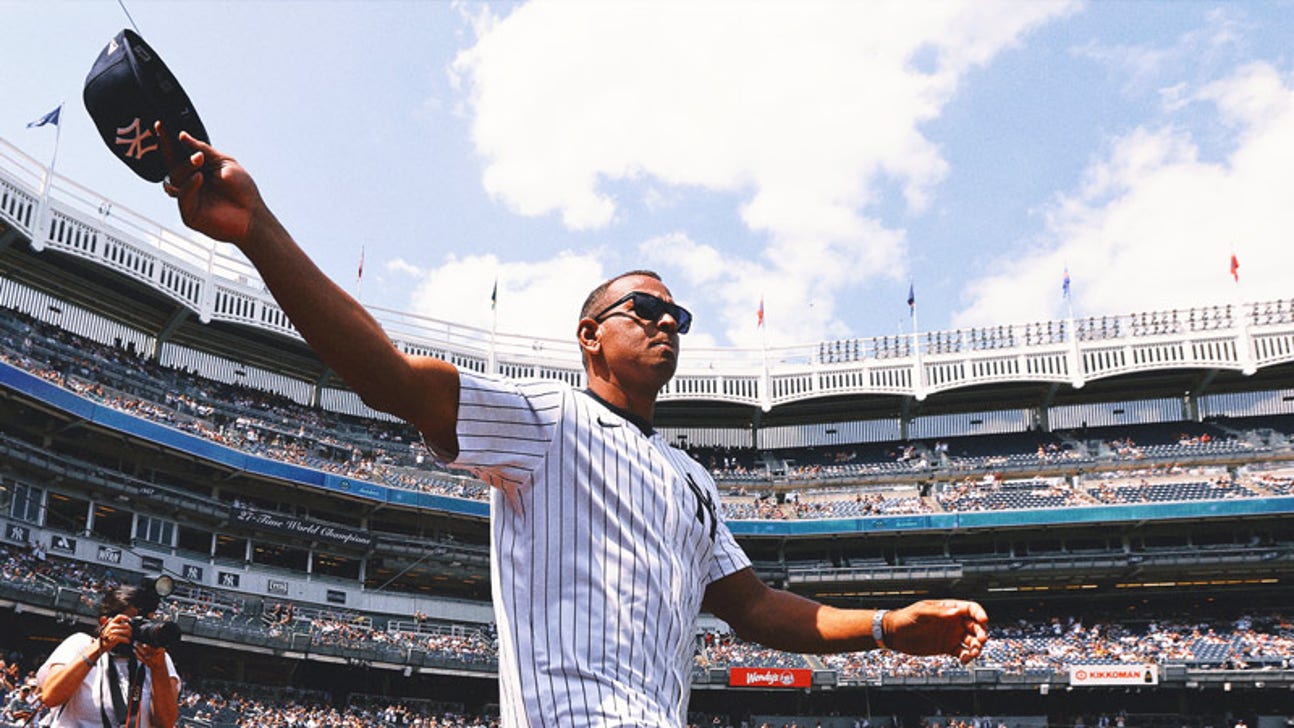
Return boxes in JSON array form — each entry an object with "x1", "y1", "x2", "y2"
[{"x1": 2, "y1": 130, "x2": 1293, "y2": 728}]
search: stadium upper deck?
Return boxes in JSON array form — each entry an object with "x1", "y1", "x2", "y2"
[
  {"x1": 6, "y1": 136, "x2": 1294, "y2": 436},
  {"x1": 2, "y1": 134, "x2": 1293, "y2": 619},
  {"x1": 6, "y1": 140, "x2": 1294, "y2": 725}
]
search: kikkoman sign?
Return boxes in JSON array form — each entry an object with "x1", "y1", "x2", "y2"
[{"x1": 1068, "y1": 665, "x2": 1158, "y2": 686}]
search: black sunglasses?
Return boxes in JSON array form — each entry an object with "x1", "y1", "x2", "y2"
[{"x1": 592, "y1": 291, "x2": 693, "y2": 334}]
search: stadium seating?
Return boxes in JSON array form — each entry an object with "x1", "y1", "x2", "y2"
[{"x1": 8, "y1": 302, "x2": 1294, "y2": 529}]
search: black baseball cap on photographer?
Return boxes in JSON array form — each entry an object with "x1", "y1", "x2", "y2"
[{"x1": 83, "y1": 29, "x2": 209, "y2": 183}]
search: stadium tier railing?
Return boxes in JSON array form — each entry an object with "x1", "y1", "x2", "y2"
[
  {"x1": 5, "y1": 343, "x2": 1294, "y2": 540},
  {"x1": 6, "y1": 542, "x2": 1294, "y2": 691},
  {"x1": 8, "y1": 136, "x2": 1294, "y2": 412}
]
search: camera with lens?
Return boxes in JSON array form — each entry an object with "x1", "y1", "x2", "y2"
[
  {"x1": 105, "y1": 574, "x2": 183, "y2": 653},
  {"x1": 127, "y1": 616, "x2": 182, "y2": 648}
]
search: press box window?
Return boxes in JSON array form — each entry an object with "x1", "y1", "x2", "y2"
[
  {"x1": 3, "y1": 480, "x2": 44, "y2": 524},
  {"x1": 136, "y1": 515, "x2": 176, "y2": 547}
]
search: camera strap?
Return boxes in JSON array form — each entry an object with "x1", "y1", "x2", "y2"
[
  {"x1": 99, "y1": 654, "x2": 145, "y2": 728},
  {"x1": 100, "y1": 655, "x2": 126, "y2": 728}
]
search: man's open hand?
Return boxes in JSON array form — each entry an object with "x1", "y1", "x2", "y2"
[{"x1": 885, "y1": 599, "x2": 989, "y2": 664}]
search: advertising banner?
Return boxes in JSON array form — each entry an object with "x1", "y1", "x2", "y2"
[
  {"x1": 728, "y1": 668, "x2": 813, "y2": 689},
  {"x1": 1069, "y1": 665, "x2": 1158, "y2": 686}
]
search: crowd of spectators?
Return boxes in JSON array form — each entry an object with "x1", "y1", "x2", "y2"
[
  {"x1": 0, "y1": 307, "x2": 489, "y2": 503},
  {"x1": 180, "y1": 689, "x2": 499, "y2": 727},
  {"x1": 3, "y1": 543, "x2": 1294, "y2": 728},
  {"x1": 0, "y1": 658, "x2": 41, "y2": 728},
  {"x1": 278, "y1": 606, "x2": 498, "y2": 665},
  {"x1": 8, "y1": 539, "x2": 1294, "y2": 684},
  {"x1": 699, "y1": 611, "x2": 1294, "y2": 681},
  {"x1": 5, "y1": 305, "x2": 1294, "y2": 528},
  {"x1": 0, "y1": 542, "x2": 499, "y2": 670},
  {"x1": 696, "y1": 631, "x2": 811, "y2": 670},
  {"x1": 936, "y1": 477, "x2": 1096, "y2": 512},
  {"x1": 933, "y1": 466, "x2": 1289, "y2": 514}
]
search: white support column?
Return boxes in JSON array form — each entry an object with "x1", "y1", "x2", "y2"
[
  {"x1": 1067, "y1": 316, "x2": 1085, "y2": 389},
  {"x1": 30, "y1": 196, "x2": 48, "y2": 252},
  {"x1": 1238, "y1": 303, "x2": 1257, "y2": 376},
  {"x1": 199, "y1": 248, "x2": 217, "y2": 323},
  {"x1": 911, "y1": 308, "x2": 926, "y2": 402}
]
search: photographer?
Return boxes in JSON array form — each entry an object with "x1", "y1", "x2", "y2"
[{"x1": 36, "y1": 584, "x2": 180, "y2": 728}]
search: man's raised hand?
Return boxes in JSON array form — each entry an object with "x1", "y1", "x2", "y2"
[{"x1": 158, "y1": 123, "x2": 263, "y2": 246}]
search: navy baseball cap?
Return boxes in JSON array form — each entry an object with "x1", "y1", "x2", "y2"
[{"x1": 83, "y1": 29, "x2": 209, "y2": 183}]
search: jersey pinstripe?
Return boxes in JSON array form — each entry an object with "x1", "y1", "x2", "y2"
[{"x1": 449, "y1": 372, "x2": 751, "y2": 727}]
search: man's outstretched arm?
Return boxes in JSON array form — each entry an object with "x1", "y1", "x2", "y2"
[
  {"x1": 163, "y1": 129, "x2": 459, "y2": 456},
  {"x1": 702, "y1": 568, "x2": 988, "y2": 663}
]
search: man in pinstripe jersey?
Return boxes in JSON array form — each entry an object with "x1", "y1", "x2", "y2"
[{"x1": 162, "y1": 131, "x2": 990, "y2": 727}]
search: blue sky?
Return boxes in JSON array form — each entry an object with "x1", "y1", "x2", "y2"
[{"x1": 3, "y1": 1, "x2": 1293, "y2": 350}]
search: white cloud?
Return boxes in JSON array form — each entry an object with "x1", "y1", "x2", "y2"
[
  {"x1": 386, "y1": 258, "x2": 425, "y2": 277},
  {"x1": 406, "y1": 251, "x2": 608, "y2": 343},
  {"x1": 954, "y1": 61, "x2": 1294, "y2": 329},
  {"x1": 640, "y1": 226, "x2": 904, "y2": 346},
  {"x1": 1072, "y1": 7, "x2": 1246, "y2": 96},
  {"x1": 453, "y1": 0, "x2": 1075, "y2": 345}
]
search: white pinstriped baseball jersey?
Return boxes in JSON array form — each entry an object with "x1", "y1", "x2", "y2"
[{"x1": 448, "y1": 372, "x2": 751, "y2": 727}]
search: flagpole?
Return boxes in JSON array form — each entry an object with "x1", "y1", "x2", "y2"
[
  {"x1": 759, "y1": 294, "x2": 768, "y2": 366},
  {"x1": 911, "y1": 297, "x2": 921, "y2": 362},
  {"x1": 1064, "y1": 265, "x2": 1082, "y2": 389},
  {"x1": 909, "y1": 281, "x2": 924, "y2": 400},
  {"x1": 1066, "y1": 278, "x2": 1075, "y2": 322},
  {"x1": 758, "y1": 294, "x2": 771, "y2": 412},
  {"x1": 45, "y1": 102, "x2": 64, "y2": 194},
  {"x1": 1229, "y1": 251, "x2": 1243, "y2": 330},
  {"x1": 355, "y1": 245, "x2": 365, "y2": 303},
  {"x1": 32, "y1": 102, "x2": 64, "y2": 251},
  {"x1": 908, "y1": 282, "x2": 919, "y2": 349},
  {"x1": 1232, "y1": 251, "x2": 1255, "y2": 375},
  {"x1": 489, "y1": 276, "x2": 499, "y2": 376}
]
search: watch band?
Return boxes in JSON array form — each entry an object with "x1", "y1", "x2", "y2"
[{"x1": 872, "y1": 609, "x2": 889, "y2": 649}]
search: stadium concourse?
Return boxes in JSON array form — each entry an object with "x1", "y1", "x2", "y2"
[{"x1": 3, "y1": 138, "x2": 1294, "y2": 726}]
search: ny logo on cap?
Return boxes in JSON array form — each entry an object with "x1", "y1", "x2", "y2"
[{"x1": 115, "y1": 118, "x2": 157, "y2": 160}]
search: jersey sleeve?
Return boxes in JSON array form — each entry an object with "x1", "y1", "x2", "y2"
[
  {"x1": 705, "y1": 478, "x2": 752, "y2": 584},
  {"x1": 449, "y1": 372, "x2": 565, "y2": 489}
]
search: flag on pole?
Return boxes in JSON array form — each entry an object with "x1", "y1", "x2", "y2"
[
  {"x1": 356, "y1": 246, "x2": 365, "y2": 283},
  {"x1": 1230, "y1": 253, "x2": 1239, "y2": 282},
  {"x1": 27, "y1": 105, "x2": 62, "y2": 128},
  {"x1": 757, "y1": 296, "x2": 765, "y2": 328},
  {"x1": 491, "y1": 278, "x2": 498, "y2": 311},
  {"x1": 1063, "y1": 267, "x2": 1071, "y2": 298},
  {"x1": 907, "y1": 283, "x2": 915, "y2": 315}
]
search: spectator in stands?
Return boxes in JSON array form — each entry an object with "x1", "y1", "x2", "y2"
[
  {"x1": 0, "y1": 682, "x2": 40, "y2": 728},
  {"x1": 37, "y1": 584, "x2": 181, "y2": 728}
]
